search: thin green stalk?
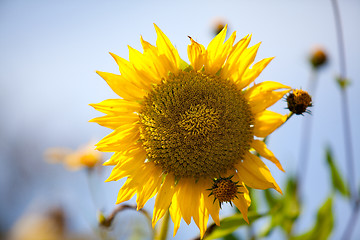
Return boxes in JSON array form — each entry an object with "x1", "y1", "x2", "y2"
[
  {"x1": 296, "y1": 68, "x2": 318, "y2": 200},
  {"x1": 330, "y1": 0, "x2": 359, "y2": 239},
  {"x1": 330, "y1": 0, "x2": 356, "y2": 201},
  {"x1": 156, "y1": 209, "x2": 170, "y2": 240},
  {"x1": 341, "y1": 198, "x2": 360, "y2": 240}
]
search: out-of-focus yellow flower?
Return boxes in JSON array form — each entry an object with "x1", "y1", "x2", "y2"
[
  {"x1": 8, "y1": 208, "x2": 65, "y2": 240},
  {"x1": 45, "y1": 141, "x2": 102, "y2": 170},
  {"x1": 91, "y1": 24, "x2": 290, "y2": 238}
]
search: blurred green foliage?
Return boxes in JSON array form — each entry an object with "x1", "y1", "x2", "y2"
[
  {"x1": 291, "y1": 197, "x2": 334, "y2": 240},
  {"x1": 325, "y1": 146, "x2": 350, "y2": 198},
  {"x1": 204, "y1": 212, "x2": 265, "y2": 240},
  {"x1": 261, "y1": 177, "x2": 300, "y2": 237}
]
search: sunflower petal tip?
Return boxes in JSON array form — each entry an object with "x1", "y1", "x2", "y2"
[
  {"x1": 153, "y1": 23, "x2": 161, "y2": 32},
  {"x1": 276, "y1": 186, "x2": 283, "y2": 195},
  {"x1": 104, "y1": 177, "x2": 112, "y2": 183},
  {"x1": 151, "y1": 221, "x2": 156, "y2": 228},
  {"x1": 109, "y1": 52, "x2": 117, "y2": 59}
]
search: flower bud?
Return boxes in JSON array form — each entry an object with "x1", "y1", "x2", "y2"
[{"x1": 309, "y1": 47, "x2": 327, "y2": 69}]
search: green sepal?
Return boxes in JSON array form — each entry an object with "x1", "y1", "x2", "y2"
[
  {"x1": 179, "y1": 58, "x2": 193, "y2": 72},
  {"x1": 336, "y1": 76, "x2": 350, "y2": 90}
]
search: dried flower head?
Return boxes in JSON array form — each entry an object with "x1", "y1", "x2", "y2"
[{"x1": 287, "y1": 89, "x2": 312, "y2": 115}]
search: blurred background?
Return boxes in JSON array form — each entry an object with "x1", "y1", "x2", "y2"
[{"x1": 0, "y1": 0, "x2": 359, "y2": 239}]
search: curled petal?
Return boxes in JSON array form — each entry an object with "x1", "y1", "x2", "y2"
[{"x1": 252, "y1": 139, "x2": 285, "y2": 172}]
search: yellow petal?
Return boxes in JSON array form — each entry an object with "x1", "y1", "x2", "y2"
[
  {"x1": 245, "y1": 81, "x2": 290, "y2": 100},
  {"x1": 221, "y1": 34, "x2": 252, "y2": 80},
  {"x1": 90, "y1": 99, "x2": 140, "y2": 115},
  {"x1": 154, "y1": 24, "x2": 180, "y2": 73},
  {"x1": 103, "y1": 152, "x2": 120, "y2": 166},
  {"x1": 116, "y1": 179, "x2": 137, "y2": 204},
  {"x1": 187, "y1": 37, "x2": 206, "y2": 71},
  {"x1": 203, "y1": 180, "x2": 220, "y2": 226},
  {"x1": 115, "y1": 162, "x2": 162, "y2": 207},
  {"x1": 103, "y1": 143, "x2": 143, "y2": 166},
  {"x1": 96, "y1": 71, "x2": 146, "y2": 101},
  {"x1": 252, "y1": 139, "x2": 285, "y2": 172},
  {"x1": 236, "y1": 151, "x2": 282, "y2": 194},
  {"x1": 231, "y1": 42, "x2": 261, "y2": 84},
  {"x1": 128, "y1": 46, "x2": 162, "y2": 85},
  {"x1": 237, "y1": 57, "x2": 275, "y2": 89},
  {"x1": 105, "y1": 149, "x2": 146, "y2": 182},
  {"x1": 232, "y1": 191, "x2": 251, "y2": 223},
  {"x1": 205, "y1": 25, "x2": 236, "y2": 74},
  {"x1": 152, "y1": 174, "x2": 175, "y2": 227},
  {"x1": 136, "y1": 163, "x2": 163, "y2": 210},
  {"x1": 140, "y1": 35, "x2": 157, "y2": 52},
  {"x1": 169, "y1": 190, "x2": 182, "y2": 237},
  {"x1": 252, "y1": 90, "x2": 290, "y2": 114},
  {"x1": 176, "y1": 178, "x2": 201, "y2": 225},
  {"x1": 253, "y1": 110, "x2": 288, "y2": 138},
  {"x1": 198, "y1": 192, "x2": 210, "y2": 239},
  {"x1": 89, "y1": 114, "x2": 138, "y2": 130},
  {"x1": 140, "y1": 36, "x2": 175, "y2": 79},
  {"x1": 95, "y1": 123, "x2": 140, "y2": 152},
  {"x1": 109, "y1": 52, "x2": 152, "y2": 91},
  {"x1": 244, "y1": 81, "x2": 290, "y2": 114}
]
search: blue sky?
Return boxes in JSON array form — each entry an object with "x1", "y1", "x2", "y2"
[{"x1": 1, "y1": 0, "x2": 359, "y2": 239}]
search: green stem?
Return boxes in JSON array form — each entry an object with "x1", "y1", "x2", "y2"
[
  {"x1": 156, "y1": 209, "x2": 170, "y2": 240},
  {"x1": 296, "y1": 68, "x2": 318, "y2": 200},
  {"x1": 330, "y1": 0, "x2": 359, "y2": 239},
  {"x1": 330, "y1": 0, "x2": 356, "y2": 201}
]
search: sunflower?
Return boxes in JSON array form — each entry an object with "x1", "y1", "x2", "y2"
[{"x1": 90, "y1": 24, "x2": 290, "y2": 238}]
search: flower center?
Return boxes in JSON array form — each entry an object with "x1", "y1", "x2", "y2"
[
  {"x1": 139, "y1": 70, "x2": 254, "y2": 179},
  {"x1": 208, "y1": 177, "x2": 239, "y2": 206},
  {"x1": 286, "y1": 89, "x2": 312, "y2": 115},
  {"x1": 178, "y1": 104, "x2": 220, "y2": 136}
]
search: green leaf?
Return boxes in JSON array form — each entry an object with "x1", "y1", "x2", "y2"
[
  {"x1": 222, "y1": 233, "x2": 239, "y2": 240},
  {"x1": 291, "y1": 197, "x2": 334, "y2": 240},
  {"x1": 325, "y1": 146, "x2": 350, "y2": 198},
  {"x1": 204, "y1": 212, "x2": 265, "y2": 240},
  {"x1": 248, "y1": 188, "x2": 258, "y2": 213},
  {"x1": 264, "y1": 189, "x2": 278, "y2": 208},
  {"x1": 260, "y1": 177, "x2": 301, "y2": 237}
]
